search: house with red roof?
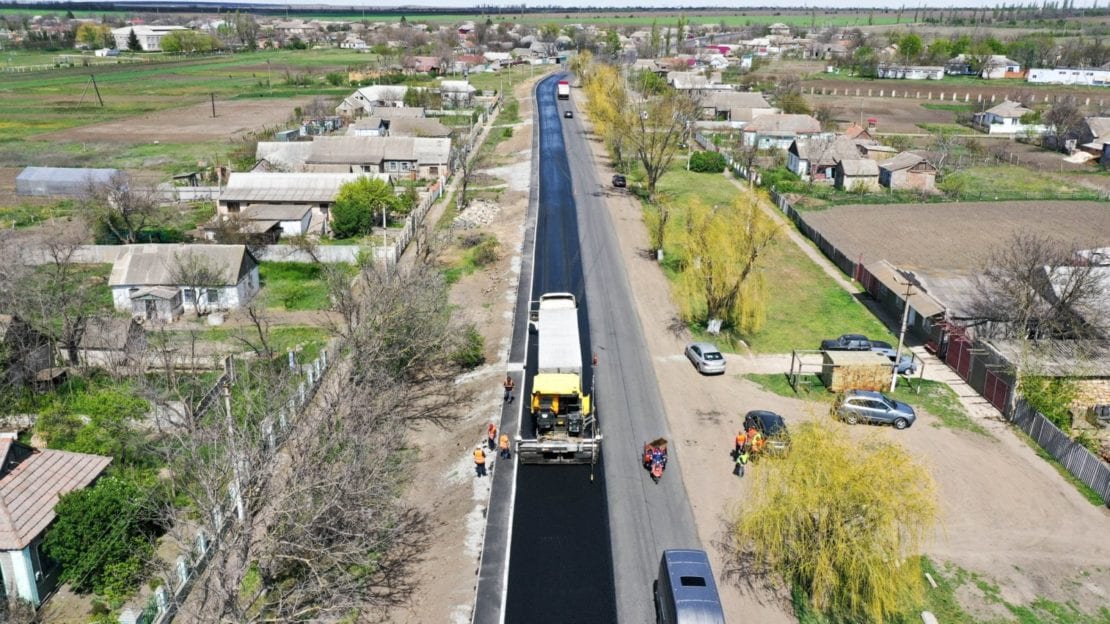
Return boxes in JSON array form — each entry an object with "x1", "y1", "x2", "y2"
[{"x1": 0, "y1": 436, "x2": 111, "y2": 606}]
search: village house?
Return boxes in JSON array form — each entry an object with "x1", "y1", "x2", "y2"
[
  {"x1": 303, "y1": 136, "x2": 451, "y2": 179},
  {"x1": 700, "y1": 91, "x2": 776, "y2": 123},
  {"x1": 439, "y1": 80, "x2": 477, "y2": 107},
  {"x1": 205, "y1": 203, "x2": 313, "y2": 243},
  {"x1": 972, "y1": 100, "x2": 1045, "y2": 135},
  {"x1": 111, "y1": 25, "x2": 186, "y2": 51},
  {"x1": 348, "y1": 117, "x2": 451, "y2": 138},
  {"x1": 742, "y1": 114, "x2": 827, "y2": 150},
  {"x1": 835, "y1": 159, "x2": 881, "y2": 192},
  {"x1": 108, "y1": 244, "x2": 260, "y2": 320},
  {"x1": 876, "y1": 64, "x2": 945, "y2": 80},
  {"x1": 946, "y1": 54, "x2": 1023, "y2": 79},
  {"x1": 768, "y1": 22, "x2": 792, "y2": 37},
  {"x1": 335, "y1": 85, "x2": 412, "y2": 117},
  {"x1": 787, "y1": 137, "x2": 873, "y2": 182},
  {"x1": 857, "y1": 143, "x2": 899, "y2": 161},
  {"x1": 217, "y1": 171, "x2": 377, "y2": 228},
  {"x1": 0, "y1": 437, "x2": 112, "y2": 607},
  {"x1": 0, "y1": 315, "x2": 52, "y2": 386},
  {"x1": 878, "y1": 152, "x2": 938, "y2": 191}
]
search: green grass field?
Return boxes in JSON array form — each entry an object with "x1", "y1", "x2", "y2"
[
  {"x1": 942, "y1": 164, "x2": 1100, "y2": 199},
  {"x1": 632, "y1": 165, "x2": 891, "y2": 353},
  {"x1": 258, "y1": 262, "x2": 334, "y2": 311}
]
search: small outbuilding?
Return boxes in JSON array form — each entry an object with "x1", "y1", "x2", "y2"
[
  {"x1": 821, "y1": 351, "x2": 893, "y2": 392},
  {"x1": 879, "y1": 152, "x2": 938, "y2": 192},
  {"x1": 835, "y1": 159, "x2": 880, "y2": 192},
  {"x1": 16, "y1": 167, "x2": 120, "y2": 197}
]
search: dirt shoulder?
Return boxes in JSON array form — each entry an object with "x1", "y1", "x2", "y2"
[{"x1": 381, "y1": 72, "x2": 546, "y2": 624}]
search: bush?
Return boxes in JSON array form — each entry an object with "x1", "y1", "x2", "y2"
[
  {"x1": 325, "y1": 72, "x2": 346, "y2": 86},
  {"x1": 688, "y1": 151, "x2": 727, "y2": 173},
  {"x1": 472, "y1": 237, "x2": 500, "y2": 267},
  {"x1": 760, "y1": 166, "x2": 801, "y2": 190},
  {"x1": 452, "y1": 326, "x2": 486, "y2": 368},
  {"x1": 331, "y1": 177, "x2": 398, "y2": 238}
]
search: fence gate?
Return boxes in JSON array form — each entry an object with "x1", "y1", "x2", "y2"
[
  {"x1": 982, "y1": 368, "x2": 1012, "y2": 415},
  {"x1": 944, "y1": 326, "x2": 973, "y2": 382}
]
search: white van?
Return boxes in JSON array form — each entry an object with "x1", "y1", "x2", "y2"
[{"x1": 653, "y1": 549, "x2": 727, "y2": 624}]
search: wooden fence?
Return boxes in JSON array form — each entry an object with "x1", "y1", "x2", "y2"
[{"x1": 1012, "y1": 400, "x2": 1110, "y2": 506}]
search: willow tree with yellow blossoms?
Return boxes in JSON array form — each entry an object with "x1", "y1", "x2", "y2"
[
  {"x1": 676, "y1": 197, "x2": 779, "y2": 334},
  {"x1": 581, "y1": 62, "x2": 632, "y2": 173},
  {"x1": 733, "y1": 419, "x2": 939, "y2": 623}
]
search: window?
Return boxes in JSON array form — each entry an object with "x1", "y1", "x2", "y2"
[
  {"x1": 429, "y1": 166, "x2": 439, "y2": 176},
  {"x1": 226, "y1": 202, "x2": 240, "y2": 213},
  {"x1": 183, "y1": 288, "x2": 195, "y2": 303},
  {"x1": 679, "y1": 576, "x2": 707, "y2": 587},
  {"x1": 206, "y1": 289, "x2": 220, "y2": 305}
]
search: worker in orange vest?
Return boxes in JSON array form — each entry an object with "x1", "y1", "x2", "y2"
[
  {"x1": 735, "y1": 429, "x2": 748, "y2": 454},
  {"x1": 474, "y1": 447, "x2": 487, "y2": 477},
  {"x1": 499, "y1": 433, "x2": 511, "y2": 459},
  {"x1": 487, "y1": 423, "x2": 497, "y2": 450}
]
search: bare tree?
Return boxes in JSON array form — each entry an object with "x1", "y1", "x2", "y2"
[
  {"x1": 971, "y1": 233, "x2": 1107, "y2": 342},
  {"x1": 166, "y1": 251, "x2": 231, "y2": 317},
  {"x1": 1043, "y1": 98, "x2": 1085, "y2": 151},
  {"x1": 626, "y1": 89, "x2": 701, "y2": 201},
  {"x1": 83, "y1": 171, "x2": 165, "y2": 244}
]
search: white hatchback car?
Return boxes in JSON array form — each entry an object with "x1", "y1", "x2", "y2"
[{"x1": 684, "y1": 342, "x2": 726, "y2": 375}]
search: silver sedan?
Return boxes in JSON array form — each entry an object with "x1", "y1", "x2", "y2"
[{"x1": 684, "y1": 342, "x2": 726, "y2": 375}]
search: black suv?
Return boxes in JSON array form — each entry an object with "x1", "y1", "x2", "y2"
[
  {"x1": 612, "y1": 174, "x2": 627, "y2": 188},
  {"x1": 743, "y1": 410, "x2": 789, "y2": 453}
]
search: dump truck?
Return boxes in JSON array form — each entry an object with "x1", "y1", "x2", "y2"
[
  {"x1": 517, "y1": 293, "x2": 601, "y2": 465},
  {"x1": 556, "y1": 80, "x2": 570, "y2": 100}
]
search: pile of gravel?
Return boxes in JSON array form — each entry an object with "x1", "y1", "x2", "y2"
[{"x1": 453, "y1": 199, "x2": 501, "y2": 229}]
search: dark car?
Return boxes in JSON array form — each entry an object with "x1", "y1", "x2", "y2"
[
  {"x1": 743, "y1": 410, "x2": 789, "y2": 453},
  {"x1": 820, "y1": 334, "x2": 873, "y2": 351},
  {"x1": 835, "y1": 389, "x2": 917, "y2": 429},
  {"x1": 564, "y1": 110, "x2": 574, "y2": 118},
  {"x1": 612, "y1": 174, "x2": 627, "y2": 188}
]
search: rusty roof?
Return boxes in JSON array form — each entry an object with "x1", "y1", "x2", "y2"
[{"x1": 0, "y1": 443, "x2": 111, "y2": 550}]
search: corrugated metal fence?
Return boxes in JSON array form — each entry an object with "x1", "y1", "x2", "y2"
[{"x1": 1012, "y1": 400, "x2": 1110, "y2": 506}]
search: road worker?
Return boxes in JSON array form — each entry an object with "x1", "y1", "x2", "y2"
[
  {"x1": 487, "y1": 423, "x2": 497, "y2": 450},
  {"x1": 474, "y1": 447, "x2": 487, "y2": 477},
  {"x1": 503, "y1": 376, "x2": 516, "y2": 403},
  {"x1": 751, "y1": 431, "x2": 765, "y2": 454},
  {"x1": 735, "y1": 429, "x2": 748, "y2": 454},
  {"x1": 499, "y1": 433, "x2": 511, "y2": 459}
]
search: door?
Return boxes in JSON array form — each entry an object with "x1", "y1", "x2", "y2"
[{"x1": 144, "y1": 299, "x2": 156, "y2": 321}]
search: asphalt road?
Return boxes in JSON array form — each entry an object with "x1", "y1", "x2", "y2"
[
  {"x1": 486, "y1": 73, "x2": 701, "y2": 624},
  {"x1": 560, "y1": 79, "x2": 702, "y2": 622},
  {"x1": 502, "y1": 74, "x2": 617, "y2": 624}
]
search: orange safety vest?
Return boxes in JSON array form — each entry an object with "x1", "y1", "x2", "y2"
[
  {"x1": 735, "y1": 432, "x2": 748, "y2": 447},
  {"x1": 499, "y1": 434, "x2": 510, "y2": 450},
  {"x1": 487, "y1": 424, "x2": 497, "y2": 440},
  {"x1": 474, "y1": 449, "x2": 486, "y2": 465},
  {"x1": 752, "y1": 433, "x2": 765, "y2": 452}
]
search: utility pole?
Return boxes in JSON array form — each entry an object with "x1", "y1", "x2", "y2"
[
  {"x1": 890, "y1": 277, "x2": 916, "y2": 392},
  {"x1": 210, "y1": 92, "x2": 216, "y2": 118}
]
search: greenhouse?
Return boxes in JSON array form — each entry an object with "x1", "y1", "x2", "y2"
[{"x1": 16, "y1": 166, "x2": 121, "y2": 197}]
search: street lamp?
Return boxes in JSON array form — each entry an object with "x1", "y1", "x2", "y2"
[{"x1": 890, "y1": 275, "x2": 917, "y2": 392}]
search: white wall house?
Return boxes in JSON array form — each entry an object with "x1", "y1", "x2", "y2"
[
  {"x1": 111, "y1": 25, "x2": 187, "y2": 51},
  {"x1": 0, "y1": 437, "x2": 111, "y2": 608},
  {"x1": 108, "y1": 244, "x2": 260, "y2": 319},
  {"x1": 1027, "y1": 67, "x2": 1110, "y2": 86},
  {"x1": 972, "y1": 100, "x2": 1046, "y2": 136}
]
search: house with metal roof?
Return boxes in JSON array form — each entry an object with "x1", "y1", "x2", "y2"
[
  {"x1": 217, "y1": 172, "x2": 384, "y2": 229},
  {"x1": 348, "y1": 117, "x2": 452, "y2": 138},
  {"x1": 108, "y1": 244, "x2": 260, "y2": 320},
  {"x1": 304, "y1": 136, "x2": 452, "y2": 179},
  {"x1": 835, "y1": 159, "x2": 880, "y2": 192},
  {"x1": 700, "y1": 91, "x2": 777, "y2": 123},
  {"x1": 787, "y1": 136, "x2": 872, "y2": 182},
  {"x1": 742, "y1": 114, "x2": 827, "y2": 150},
  {"x1": 205, "y1": 203, "x2": 313, "y2": 243},
  {"x1": 16, "y1": 166, "x2": 120, "y2": 197},
  {"x1": 878, "y1": 152, "x2": 938, "y2": 191},
  {"x1": 972, "y1": 100, "x2": 1045, "y2": 135},
  {"x1": 0, "y1": 437, "x2": 111, "y2": 606}
]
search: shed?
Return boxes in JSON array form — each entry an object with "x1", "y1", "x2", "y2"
[
  {"x1": 16, "y1": 167, "x2": 120, "y2": 197},
  {"x1": 821, "y1": 351, "x2": 893, "y2": 392},
  {"x1": 835, "y1": 159, "x2": 880, "y2": 192}
]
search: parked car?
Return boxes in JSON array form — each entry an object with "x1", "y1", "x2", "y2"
[
  {"x1": 564, "y1": 110, "x2": 574, "y2": 118},
  {"x1": 612, "y1": 174, "x2": 627, "y2": 188},
  {"x1": 820, "y1": 333, "x2": 873, "y2": 351},
  {"x1": 869, "y1": 340, "x2": 918, "y2": 374},
  {"x1": 743, "y1": 410, "x2": 789, "y2": 453},
  {"x1": 684, "y1": 342, "x2": 725, "y2": 375},
  {"x1": 835, "y1": 389, "x2": 917, "y2": 429},
  {"x1": 653, "y1": 549, "x2": 726, "y2": 624}
]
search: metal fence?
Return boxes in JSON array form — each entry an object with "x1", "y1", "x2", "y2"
[{"x1": 1012, "y1": 400, "x2": 1110, "y2": 506}]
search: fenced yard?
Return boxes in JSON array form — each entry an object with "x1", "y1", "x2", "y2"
[{"x1": 1012, "y1": 400, "x2": 1110, "y2": 506}]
